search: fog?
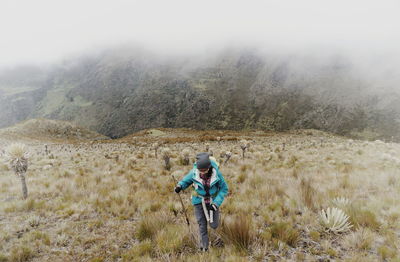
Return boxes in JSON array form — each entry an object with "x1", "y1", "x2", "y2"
[{"x1": 0, "y1": 0, "x2": 400, "y2": 68}]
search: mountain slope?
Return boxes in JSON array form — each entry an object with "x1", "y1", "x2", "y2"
[
  {"x1": 0, "y1": 47, "x2": 399, "y2": 140},
  {"x1": 0, "y1": 118, "x2": 108, "y2": 141}
]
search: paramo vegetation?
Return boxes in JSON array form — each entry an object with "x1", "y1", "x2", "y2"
[{"x1": 0, "y1": 125, "x2": 400, "y2": 261}]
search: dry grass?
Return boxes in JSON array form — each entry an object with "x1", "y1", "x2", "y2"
[
  {"x1": 220, "y1": 214, "x2": 255, "y2": 252},
  {"x1": 299, "y1": 177, "x2": 317, "y2": 210},
  {"x1": 0, "y1": 128, "x2": 399, "y2": 260},
  {"x1": 264, "y1": 221, "x2": 300, "y2": 247}
]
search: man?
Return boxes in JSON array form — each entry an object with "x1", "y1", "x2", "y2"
[{"x1": 174, "y1": 152, "x2": 229, "y2": 251}]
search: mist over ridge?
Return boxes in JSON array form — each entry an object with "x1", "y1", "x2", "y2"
[{"x1": 0, "y1": 44, "x2": 399, "y2": 141}]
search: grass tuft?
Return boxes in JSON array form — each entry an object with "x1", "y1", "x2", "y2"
[
  {"x1": 221, "y1": 214, "x2": 255, "y2": 251},
  {"x1": 122, "y1": 240, "x2": 153, "y2": 260},
  {"x1": 155, "y1": 224, "x2": 186, "y2": 254},
  {"x1": 136, "y1": 214, "x2": 169, "y2": 241},
  {"x1": 9, "y1": 245, "x2": 33, "y2": 262},
  {"x1": 343, "y1": 228, "x2": 374, "y2": 251},
  {"x1": 300, "y1": 177, "x2": 317, "y2": 210},
  {"x1": 266, "y1": 221, "x2": 300, "y2": 247},
  {"x1": 345, "y1": 205, "x2": 380, "y2": 231}
]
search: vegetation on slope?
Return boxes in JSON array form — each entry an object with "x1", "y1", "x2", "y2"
[
  {"x1": 0, "y1": 128, "x2": 399, "y2": 261},
  {"x1": 0, "y1": 119, "x2": 108, "y2": 142}
]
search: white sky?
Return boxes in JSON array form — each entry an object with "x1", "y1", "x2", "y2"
[{"x1": 0, "y1": 0, "x2": 399, "y2": 67}]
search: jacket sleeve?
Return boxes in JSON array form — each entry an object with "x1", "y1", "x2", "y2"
[
  {"x1": 213, "y1": 171, "x2": 228, "y2": 207},
  {"x1": 178, "y1": 170, "x2": 194, "y2": 190}
]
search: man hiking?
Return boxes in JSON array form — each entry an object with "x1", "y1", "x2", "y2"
[{"x1": 174, "y1": 152, "x2": 229, "y2": 251}]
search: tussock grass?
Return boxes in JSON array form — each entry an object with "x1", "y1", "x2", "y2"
[
  {"x1": 220, "y1": 214, "x2": 255, "y2": 251},
  {"x1": 122, "y1": 240, "x2": 153, "y2": 261},
  {"x1": 9, "y1": 245, "x2": 33, "y2": 262},
  {"x1": 155, "y1": 224, "x2": 187, "y2": 253},
  {"x1": 343, "y1": 228, "x2": 375, "y2": 251},
  {"x1": 299, "y1": 177, "x2": 317, "y2": 210},
  {"x1": 0, "y1": 254, "x2": 8, "y2": 262},
  {"x1": 264, "y1": 221, "x2": 300, "y2": 247},
  {"x1": 344, "y1": 205, "x2": 380, "y2": 231},
  {"x1": 377, "y1": 245, "x2": 398, "y2": 261},
  {"x1": 136, "y1": 214, "x2": 171, "y2": 241}
]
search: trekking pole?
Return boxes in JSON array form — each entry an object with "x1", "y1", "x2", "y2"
[{"x1": 171, "y1": 174, "x2": 190, "y2": 226}]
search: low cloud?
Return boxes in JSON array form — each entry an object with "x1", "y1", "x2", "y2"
[{"x1": 0, "y1": 0, "x2": 399, "y2": 68}]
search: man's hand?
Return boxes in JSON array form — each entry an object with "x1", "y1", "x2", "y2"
[{"x1": 174, "y1": 185, "x2": 182, "y2": 193}]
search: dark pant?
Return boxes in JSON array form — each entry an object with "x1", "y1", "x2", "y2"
[{"x1": 194, "y1": 204, "x2": 220, "y2": 249}]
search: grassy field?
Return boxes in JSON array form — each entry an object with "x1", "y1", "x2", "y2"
[{"x1": 0, "y1": 128, "x2": 400, "y2": 261}]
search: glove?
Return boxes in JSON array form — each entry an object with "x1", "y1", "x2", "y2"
[
  {"x1": 211, "y1": 204, "x2": 218, "y2": 211},
  {"x1": 174, "y1": 185, "x2": 182, "y2": 193}
]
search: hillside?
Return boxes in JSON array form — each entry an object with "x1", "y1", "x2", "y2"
[
  {"x1": 0, "y1": 47, "x2": 399, "y2": 140},
  {"x1": 0, "y1": 118, "x2": 108, "y2": 142},
  {"x1": 0, "y1": 128, "x2": 399, "y2": 261}
]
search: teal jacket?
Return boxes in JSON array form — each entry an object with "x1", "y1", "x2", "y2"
[{"x1": 178, "y1": 161, "x2": 228, "y2": 207}]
